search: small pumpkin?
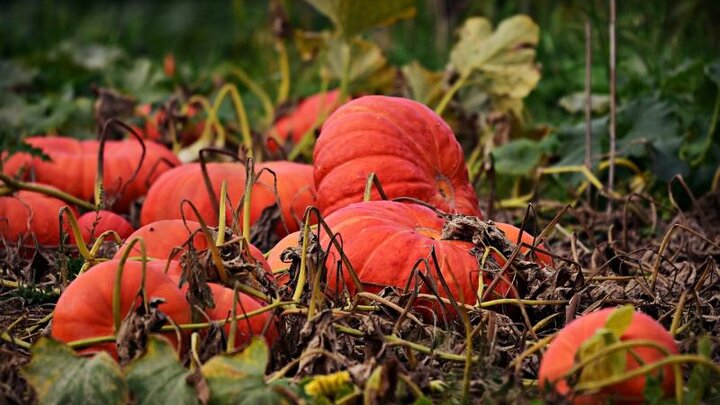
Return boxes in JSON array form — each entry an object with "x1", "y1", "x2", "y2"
[
  {"x1": 51, "y1": 260, "x2": 191, "y2": 357},
  {"x1": 113, "y1": 219, "x2": 269, "y2": 272},
  {"x1": 136, "y1": 103, "x2": 204, "y2": 146},
  {"x1": 268, "y1": 89, "x2": 342, "y2": 152},
  {"x1": 205, "y1": 283, "x2": 279, "y2": 348},
  {"x1": 313, "y1": 95, "x2": 481, "y2": 217},
  {"x1": 3, "y1": 136, "x2": 180, "y2": 212},
  {"x1": 75, "y1": 210, "x2": 135, "y2": 244},
  {"x1": 0, "y1": 190, "x2": 76, "y2": 246},
  {"x1": 319, "y1": 201, "x2": 534, "y2": 309},
  {"x1": 140, "y1": 161, "x2": 315, "y2": 237},
  {"x1": 538, "y1": 308, "x2": 679, "y2": 404}
]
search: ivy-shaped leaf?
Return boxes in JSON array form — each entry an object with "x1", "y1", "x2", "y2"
[
  {"x1": 22, "y1": 337, "x2": 129, "y2": 405},
  {"x1": 449, "y1": 15, "x2": 540, "y2": 99},
  {"x1": 124, "y1": 337, "x2": 199, "y2": 405},
  {"x1": 304, "y1": 0, "x2": 416, "y2": 39},
  {"x1": 201, "y1": 338, "x2": 290, "y2": 405},
  {"x1": 402, "y1": 61, "x2": 444, "y2": 106}
]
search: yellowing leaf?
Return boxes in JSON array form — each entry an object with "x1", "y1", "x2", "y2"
[
  {"x1": 402, "y1": 61, "x2": 444, "y2": 106},
  {"x1": 604, "y1": 305, "x2": 635, "y2": 338},
  {"x1": 304, "y1": 0, "x2": 416, "y2": 39},
  {"x1": 22, "y1": 337, "x2": 129, "y2": 405},
  {"x1": 326, "y1": 36, "x2": 395, "y2": 93},
  {"x1": 449, "y1": 15, "x2": 540, "y2": 103},
  {"x1": 576, "y1": 329, "x2": 626, "y2": 385}
]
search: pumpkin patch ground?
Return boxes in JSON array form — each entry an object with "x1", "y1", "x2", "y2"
[{"x1": 2, "y1": 1, "x2": 720, "y2": 404}]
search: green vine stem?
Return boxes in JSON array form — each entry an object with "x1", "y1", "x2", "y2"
[
  {"x1": 207, "y1": 84, "x2": 254, "y2": 158},
  {"x1": 292, "y1": 212, "x2": 313, "y2": 303},
  {"x1": 0, "y1": 173, "x2": 95, "y2": 211},
  {"x1": 286, "y1": 77, "x2": 331, "y2": 161},
  {"x1": 275, "y1": 39, "x2": 290, "y2": 105},
  {"x1": 113, "y1": 237, "x2": 149, "y2": 332},
  {"x1": 242, "y1": 157, "x2": 255, "y2": 243},
  {"x1": 58, "y1": 206, "x2": 93, "y2": 261},
  {"x1": 434, "y1": 73, "x2": 469, "y2": 116},
  {"x1": 227, "y1": 282, "x2": 240, "y2": 353},
  {"x1": 217, "y1": 180, "x2": 228, "y2": 246},
  {"x1": 230, "y1": 66, "x2": 276, "y2": 128}
]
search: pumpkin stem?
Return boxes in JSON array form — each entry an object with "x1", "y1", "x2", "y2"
[
  {"x1": 179, "y1": 199, "x2": 229, "y2": 284},
  {"x1": 229, "y1": 66, "x2": 276, "y2": 128},
  {"x1": 113, "y1": 236, "x2": 148, "y2": 333},
  {"x1": 58, "y1": 207, "x2": 93, "y2": 261},
  {"x1": 98, "y1": 119, "x2": 147, "y2": 210},
  {"x1": 217, "y1": 180, "x2": 228, "y2": 246},
  {"x1": 198, "y1": 147, "x2": 243, "y2": 221},
  {"x1": 363, "y1": 172, "x2": 388, "y2": 202},
  {"x1": 242, "y1": 157, "x2": 255, "y2": 243}
]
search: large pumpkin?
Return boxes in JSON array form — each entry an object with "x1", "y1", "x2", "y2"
[
  {"x1": 0, "y1": 190, "x2": 75, "y2": 246},
  {"x1": 3, "y1": 136, "x2": 180, "y2": 212},
  {"x1": 319, "y1": 201, "x2": 536, "y2": 308},
  {"x1": 51, "y1": 260, "x2": 192, "y2": 357},
  {"x1": 268, "y1": 89, "x2": 342, "y2": 152},
  {"x1": 113, "y1": 219, "x2": 269, "y2": 273},
  {"x1": 205, "y1": 283, "x2": 278, "y2": 348},
  {"x1": 140, "y1": 161, "x2": 315, "y2": 237},
  {"x1": 313, "y1": 96, "x2": 481, "y2": 217},
  {"x1": 538, "y1": 308, "x2": 679, "y2": 404}
]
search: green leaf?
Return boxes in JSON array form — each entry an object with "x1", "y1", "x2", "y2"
[
  {"x1": 576, "y1": 329, "x2": 626, "y2": 385},
  {"x1": 402, "y1": 61, "x2": 444, "y2": 106},
  {"x1": 643, "y1": 373, "x2": 667, "y2": 405},
  {"x1": 0, "y1": 60, "x2": 38, "y2": 89},
  {"x1": 449, "y1": 15, "x2": 540, "y2": 99},
  {"x1": 705, "y1": 59, "x2": 720, "y2": 88},
  {"x1": 304, "y1": 0, "x2": 416, "y2": 39},
  {"x1": 124, "y1": 337, "x2": 199, "y2": 405},
  {"x1": 22, "y1": 337, "x2": 129, "y2": 405},
  {"x1": 604, "y1": 305, "x2": 635, "y2": 338},
  {"x1": 202, "y1": 338, "x2": 288, "y2": 405},
  {"x1": 492, "y1": 139, "x2": 542, "y2": 176},
  {"x1": 684, "y1": 336, "x2": 712, "y2": 405},
  {"x1": 325, "y1": 36, "x2": 395, "y2": 93}
]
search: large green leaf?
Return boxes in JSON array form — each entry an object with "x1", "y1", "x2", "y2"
[
  {"x1": 125, "y1": 337, "x2": 199, "y2": 405},
  {"x1": 304, "y1": 0, "x2": 416, "y2": 39},
  {"x1": 449, "y1": 15, "x2": 540, "y2": 99},
  {"x1": 325, "y1": 36, "x2": 395, "y2": 93},
  {"x1": 492, "y1": 139, "x2": 543, "y2": 177},
  {"x1": 202, "y1": 338, "x2": 289, "y2": 405},
  {"x1": 22, "y1": 337, "x2": 129, "y2": 405}
]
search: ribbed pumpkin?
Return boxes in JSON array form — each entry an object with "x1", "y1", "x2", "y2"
[
  {"x1": 205, "y1": 283, "x2": 278, "y2": 348},
  {"x1": 268, "y1": 89, "x2": 342, "y2": 152},
  {"x1": 51, "y1": 260, "x2": 191, "y2": 357},
  {"x1": 538, "y1": 308, "x2": 679, "y2": 404},
  {"x1": 3, "y1": 136, "x2": 180, "y2": 212},
  {"x1": 320, "y1": 201, "x2": 532, "y2": 307},
  {"x1": 0, "y1": 190, "x2": 75, "y2": 246},
  {"x1": 140, "y1": 161, "x2": 315, "y2": 237},
  {"x1": 113, "y1": 219, "x2": 269, "y2": 272},
  {"x1": 75, "y1": 210, "x2": 135, "y2": 244},
  {"x1": 313, "y1": 96, "x2": 481, "y2": 217}
]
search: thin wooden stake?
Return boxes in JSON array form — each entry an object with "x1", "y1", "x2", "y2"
[{"x1": 607, "y1": 0, "x2": 617, "y2": 213}]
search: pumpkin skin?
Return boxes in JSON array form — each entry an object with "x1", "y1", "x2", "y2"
[
  {"x1": 113, "y1": 219, "x2": 269, "y2": 273},
  {"x1": 265, "y1": 230, "x2": 301, "y2": 286},
  {"x1": 268, "y1": 89, "x2": 342, "y2": 152},
  {"x1": 0, "y1": 190, "x2": 76, "y2": 246},
  {"x1": 320, "y1": 201, "x2": 512, "y2": 308},
  {"x1": 495, "y1": 222, "x2": 554, "y2": 267},
  {"x1": 51, "y1": 260, "x2": 192, "y2": 357},
  {"x1": 313, "y1": 95, "x2": 481, "y2": 217},
  {"x1": 75, "y1": 210, "x2": 135, "y2": 244},
  {"x1": 140, "y1": 161, "x2": 315, "y2": 237},
  {"x1": 3, "y1": 136, "x2": 180, "y2": 212},
  {"x1": 205, "y1": 283, "x2": 279, "y2": 348},
  {"x1": 538, "y1": 308, "x2": 679, "y2": 404}
]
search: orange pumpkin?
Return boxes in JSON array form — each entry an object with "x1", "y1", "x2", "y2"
[
  {"x1": 0, "y1": 190, "x2": 75, "y2": 246},
  {"x1": 75, "y1": 210, "x2": 135, "y2": 244},
  {"x1": 313, "y1": 96, "x2": 481, "y2": 217},
  {"x1": 268, "y1": 89, "x2": 342, "y2": 152},
  {"x1": 538, "y1": 308, "x2": 679, "y2": 404},
  {"x1": 51, "y1": 260, "x2": 191, "y2": 357},
  {"x1": 205, "y1": 283, "x2": 278, "y2": 348}
]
